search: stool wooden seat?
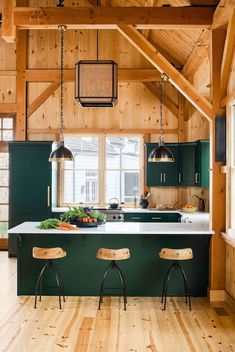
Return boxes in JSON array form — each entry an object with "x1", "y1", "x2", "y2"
[
  {"x1": 96, "y1": 248, "x2": 130, "y2": 261},
  {"x1": 32, "y1": 247, "x2": 67, "y2": 309},
  {"x1": 159, "y1": 247, "x2": 193, "y2": 311},
  {"x1": 96, "y1": 248, "x2": 130, "y2": 310},
  {"x1": 159, "y1": 248, "x2": 193, "y2": 261},
  {"x1": 33, "y1": 247, "x2": 67, "y2": 260}
]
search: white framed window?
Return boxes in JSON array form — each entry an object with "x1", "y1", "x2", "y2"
[
  {"x1": 0, "y1": 115, "x2": 15, "y2": 238},
  {"x1": 59, "y1": 135, "x2": 142, "y2": 206}
]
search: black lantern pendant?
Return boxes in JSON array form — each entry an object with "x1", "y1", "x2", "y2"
[
  {"x1": 75, "y1": 23, "x2": 118, "y2": 107},
  {"x1": 49, "y1": 25, "x2": 73, "y2": 162},
  {"x1": 148, "y1": 74, "x2": 174, "y2": 163}
]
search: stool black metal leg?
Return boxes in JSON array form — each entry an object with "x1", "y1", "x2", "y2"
[
  {"x1": 178, "y1": 263, "x2": 191, "y2": 310},
  {"x1": 51, "y1": 261, "x2": 62, "y2": 309},
  {"x1": 53, "y1": 261, "x2": 66, "y2": 303},
  {"x1": 161, "y1": 263, "x2": 175, "y2": 304},
  {"x1": 34, "y1": 261, "x2": 50, "y2": 309},
  {"x1": 163, "y1": 262, "x2": 177, "y2": 310},
  {"x1": 115, "y1": 262, "x2": 127, "y2": 310},
  {"x1": 98, "y1": 261, "x2": 112, "y2": 310}
]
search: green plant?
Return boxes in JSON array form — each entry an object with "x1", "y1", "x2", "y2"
[{"x1": 37, "y1": 218, "x2": 61, "y2": 229}]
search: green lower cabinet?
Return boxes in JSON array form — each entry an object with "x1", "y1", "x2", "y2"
[
  {"x1": 124, "y1": 212, "x2": 181, "y2": 222},
  {"x1": 17, "y1": 233, "x2": 211, "y2": 296}
]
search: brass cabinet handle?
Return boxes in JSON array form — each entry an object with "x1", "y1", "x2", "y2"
[
  {"x1": 163, "y1": 173, "x2": 166, "y2": 183},
  {"x1": 160, "y1": 173, "x2": 163, "y2": 183},
  {"x1": 151, "y1": 217, "x2": 162, "y2": 220},
  {"x1": 195, "y1": 173, "x2": 199, "y2": 184},
  {"x1": 47, "y1": 186, "x2": 51, "y2": 207},
  {"x1": 130, "y1": 217, "x2": 141, "y2": 220}
]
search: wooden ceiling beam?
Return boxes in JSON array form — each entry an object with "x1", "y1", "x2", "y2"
[
  {"x1": 212, "y1": 0, "x2": 235, "y2": 29},
  {"x1": 27, "y1": 128, "x2": 179, "y2": 135},
  {"x1": 220, "y1": 8, "x2": 235, "y2": 90},
  {"x1": 117, "y1": 25, "x2": 213, "y2": 120},
  {"x1": 1, "y1": 0, "x2": 16, "y2": 43},
  {"x1": 25, "y1": 69, "x2": 162, "y2": 82},
  {"x1": 144, "y1": 82, "x2": 179, "y2": 118},
  {"x1": 14, "y1": 7, "x2": 214, "y2": 29}
]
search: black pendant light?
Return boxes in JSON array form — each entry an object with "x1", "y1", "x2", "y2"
[
  {"x1": 75, "y1": 1, "x2": 118, "y2": 107},
  {"x1": 49, "y1": 25, "x2": 73, "y2": 162},
  {"x1": 148, "y1": 74, "x2": 174, "y2": 163}
]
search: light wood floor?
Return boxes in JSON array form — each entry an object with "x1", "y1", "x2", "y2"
[{"x1": 0, "y1": 252, "x2": 235, "y2": 352}]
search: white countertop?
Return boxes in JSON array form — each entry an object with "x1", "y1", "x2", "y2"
[{"x1": 8, "y1": 220, "x2": 214, "y2": 235}]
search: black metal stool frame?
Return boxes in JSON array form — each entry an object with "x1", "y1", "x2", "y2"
[
  {"x1": 161, "y1": 260, "x2": 192, "y2": 310},
  {"x1": 98, "y1": 260, "x2": 127, "y2": 310},
  {"x1": 34, "y1": 259, "x2": 65, "y2": 309}
]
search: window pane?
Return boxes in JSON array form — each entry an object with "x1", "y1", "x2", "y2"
[
  {"x1": 0, "y1": 222, "x2": 8, "y2": 237},
  {"x1": 106, "y1": 137, "x2": 140, "y2": 169},
  {"x1": 0, "y1": 153, "x2": 9, "y2": 169},
  {"x1": 0, "y1": 205, "x2": 8, "y2": 221},
  {"x1": 124, "y1": 172, "x2": 140, "y2": 203},
  {"x1": 106, "y1": 171, "x2": 120, "y2": 202},
  {"x1": 0, "y1": 188, "x2": 8, "y2": 203},
  {"x1": 2, "y1": 130, "x2": 13, "y2": 141},
  {"x1": 63, "y1": 170, "x2": 98, "y2": 204},
  {"x1": 64, "y1": 136, "x2": 99, "y2": 169},
  {"x1": 0, "y1": 170, "x2": 8, "y2": 186},
  {"x1": 3, "y1": 118, "x2": 13, "y2": 129}
]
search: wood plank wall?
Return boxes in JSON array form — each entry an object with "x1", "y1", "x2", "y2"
[{"x1": 0, "y1": 1, "x2": 211, "y2": 208}]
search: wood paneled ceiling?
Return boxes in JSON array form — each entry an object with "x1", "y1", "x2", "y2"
[{"x1": 92, "y1": 0, "x2": 220, "y2": 68}]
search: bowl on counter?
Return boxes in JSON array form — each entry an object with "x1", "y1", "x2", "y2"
[{"x1": 181, "y1": 206, "x2": 197, "y2": 213}]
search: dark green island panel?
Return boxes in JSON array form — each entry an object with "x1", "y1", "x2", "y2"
[{"x1": 17, "y1": 232, "x2": 211, "y2": 297}]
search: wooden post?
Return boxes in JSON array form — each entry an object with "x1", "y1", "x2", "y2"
[
  {"x1": 209, "y1": 28, "x2": 227, "y2": 300},
  {"x1": 16, "y1": 30, "x2": 27, "y2": 140},
  {"x1": 1, "y1": 0, "x2": 16, "y2": 43}
]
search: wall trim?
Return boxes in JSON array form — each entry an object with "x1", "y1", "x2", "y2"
[{"x1": 209, "y1": 289, "x2": 225, "y2": 301}]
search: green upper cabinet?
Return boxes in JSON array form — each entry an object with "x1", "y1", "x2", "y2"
[
  {"x1": 178, "y1": 142, "x2": 197, "y2": 186},
  {"x1": 146, "y1": 143, "x2": 179, "y2": 186},
  {"x1": 195, "y1": 140, "x2": 210, "y2": 188},
  {"x1": 9, "y1": 142, "x2": 52, "y2": 220},
  {"x1": 146, "y1": 140, "x2": 209, "y2": 188}
]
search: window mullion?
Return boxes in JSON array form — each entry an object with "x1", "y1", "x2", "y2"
[{"x1": 99, "y1": 136, "x2": 105, "y2": 205}]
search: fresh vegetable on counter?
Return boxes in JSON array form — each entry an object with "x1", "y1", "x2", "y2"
[
  {"x1": 37, "y1": 218, "x2": 61, "y2": 229},
  {"x1": 60, "y1": 207, "x2": 106, "y2": 224}
]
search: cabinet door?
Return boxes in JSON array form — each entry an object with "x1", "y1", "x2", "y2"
[
  {"x1": 124, "y1": 213, "x2": 146, "y2": 222},
  {"x1": 161, "y1": 145, "x2": 179, "y2": 186},
  {"x1": 179, "y1": 143, "x2": 196, "y2": 186},
  {"x1": 146, "y1": 144, "x2": 163, "y2": 186},
  {"x1": 9, "y1": 142, "x2": 52, "y2": 256},
  {"x1": 196, "y1": 140, "x2": 209, "y2": 188}
]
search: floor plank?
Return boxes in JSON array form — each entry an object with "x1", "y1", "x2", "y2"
[{"x1": 0, "y1": 251, "x2": 235, "y2": 352}]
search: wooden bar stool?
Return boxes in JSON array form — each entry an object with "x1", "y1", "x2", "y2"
[
  {"x1": 159, "y1": 248, "x2": 193, "y2": 310},
  {"x1": 96, "y1": 248, "x2": 130, "y2": 310},
  {"x1": 32, "y1": 247, "x2": 67, "y2": 309}
]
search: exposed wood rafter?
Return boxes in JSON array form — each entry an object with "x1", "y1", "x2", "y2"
[
  {"x1": 220, "y1": 8, "x2": 235, "y2": 90},
  {"x1": 144, "y1": 82, "x2": 179, "y2": 118},
  {"x1": 27, "y1": 81, "x2": 60, "y2": 118},
  {"x1": 117, "y1": 25, "x2": 213, "y2": 120},
  {"x1": 14, "y1": 7, "x2": 214, "y2": 29}
]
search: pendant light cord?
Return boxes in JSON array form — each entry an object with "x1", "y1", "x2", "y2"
[
  {"x1": 159, "y1": 78, "x2": 164, "y2": 143},
  {"x1": 59, "y1": 25, "x2": 66, "y2": 141}
]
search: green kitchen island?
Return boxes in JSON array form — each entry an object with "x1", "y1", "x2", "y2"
[{"x1": 8, "y1": 221, "x2": 214, "y2": 297}]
